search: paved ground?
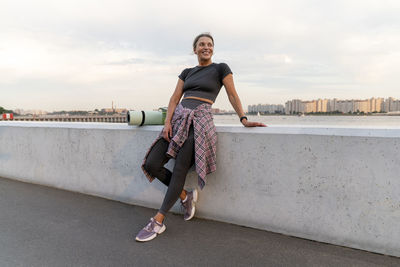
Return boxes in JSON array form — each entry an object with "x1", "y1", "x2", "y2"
[{"x1": 0, "y1": 177, "x2": 399, "y2": 267}]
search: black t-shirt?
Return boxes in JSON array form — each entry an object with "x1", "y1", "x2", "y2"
[{"x1": 178, "y1": 63, "x2": 232, "y2": 102}]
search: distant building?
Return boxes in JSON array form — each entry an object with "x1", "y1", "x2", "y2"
[
  {"x1": 327, "y1": 98, "x2": 338, "y2": 112},
  {"x1": 285, "y1": 97, "x2": 387, "y2": 114},
  {"x1": 101, "y1": 101, "x2": 128, "y2": 114},
  {"x1": 336, "y1": 100, "x2": 353, "y2": 113},
  {"x1": 285, "y1": 99, "x2": 302, "y2": 114},
  {"x1": 101, "y1": 108, "x2": 128, "y2": 114},
  {"x1": 13, "y1": 109, "x2": 48, "y2": 115},
  {"x1": 211, "y1": 108, "x2": 220, "y2": 114},
  {"x1": 303, "y1": 101, "x2": 316, "y2": 113},
  {"x1": 248, "y1": 104, "x2": 285, "y2": 114},
  {"x1": 383, "y1": 97, "x2": 400, "y2": 112}
]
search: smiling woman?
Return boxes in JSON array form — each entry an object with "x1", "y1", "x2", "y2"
[
  {"x1": 134, "y1": 32, "x2": 266, "y2": 243},
  {"x1": 192, "y1": 33, "x2": 214, "y2": 64}
]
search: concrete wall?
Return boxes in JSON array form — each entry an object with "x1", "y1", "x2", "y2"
[{"x1": 1, "y1": 121, "x2": 400, "y2": 257}]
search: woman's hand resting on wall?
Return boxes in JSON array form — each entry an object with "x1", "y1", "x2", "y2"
[{"x1": 242, "y1": 120, "x2": 267, "y2": 127}]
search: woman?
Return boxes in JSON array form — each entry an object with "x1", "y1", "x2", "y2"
[{"x1": 136, "y1": 33, "x2": 266, "y2": 242}]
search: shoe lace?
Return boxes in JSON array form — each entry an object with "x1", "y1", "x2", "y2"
[
  {"x1": 144, "y1": 219, "x2": 155, "y2": 232},
  {"x1": 180, "y1": 200, "x2": 188, "y2": 214}
]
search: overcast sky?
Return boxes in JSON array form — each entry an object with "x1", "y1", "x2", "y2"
[{"x1": 1, "y1": 0, "x2": 400, "y2": 111}]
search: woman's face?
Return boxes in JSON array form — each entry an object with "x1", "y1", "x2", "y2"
[{"x1": 194, "y1": 36, "x2": 214, "y2": 62}]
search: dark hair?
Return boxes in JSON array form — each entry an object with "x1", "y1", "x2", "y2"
[{"x1": 192, "y1": 33, "x2": 214, "y2": 51}]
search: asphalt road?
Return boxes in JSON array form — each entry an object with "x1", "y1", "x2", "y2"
[{"x1": 0, "y1": 177, "x2": 399, "y2": 267}]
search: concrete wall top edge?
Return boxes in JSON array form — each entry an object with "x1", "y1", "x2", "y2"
[
  {"x1": 1, "y1": 121, "x2": 400, "y2": 138},
  {"x1": 0, "y1": 121, "x2": 152, "y2": 131}
]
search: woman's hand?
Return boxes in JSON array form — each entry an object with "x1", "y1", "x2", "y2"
[
  {"x1": 242, "y1": 120, "x2": 267, "y2": 127},
  {"x1": 163, "y1": 122, "x2": 173, "y2": 142}
]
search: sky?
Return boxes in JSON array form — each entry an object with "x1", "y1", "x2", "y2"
[{"x1": 1, "y1": 0, "x2": 400, "y2": 112}]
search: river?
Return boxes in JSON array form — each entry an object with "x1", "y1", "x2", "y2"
[{"x1": 213, "y1": 114, "x2": 400, "y2": 127}]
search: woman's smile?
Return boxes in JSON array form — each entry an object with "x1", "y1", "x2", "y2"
[{"x1": 194, "y1": 36, "x2": 214, "y2": 63}]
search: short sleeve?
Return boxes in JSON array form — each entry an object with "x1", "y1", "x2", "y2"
[
  {"x1": 178, "y1": 68, "x2": 190, "y2": 81},
  {"x1": 219, "y1": 63, "x2": 233, "y2": 81}
]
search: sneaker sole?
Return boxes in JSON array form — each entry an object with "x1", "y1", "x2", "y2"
[
  {"x1": 193, "y1": 189, "x2": 198, "y2": 202},
  {"x1": 135, "y1": 224, "x2": 166, "y2": 242},
  {"x1": 184, "y1": 189, "x2": 198, "y2": 221}
]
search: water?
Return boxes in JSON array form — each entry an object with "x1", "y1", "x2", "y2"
[{"x1": 213, "y1": 114, "x2": 400, "y2": 127}]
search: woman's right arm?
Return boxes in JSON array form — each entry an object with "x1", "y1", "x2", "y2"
[{"x1": 163, "y1": 78, "x2": 184, "y2": 141}]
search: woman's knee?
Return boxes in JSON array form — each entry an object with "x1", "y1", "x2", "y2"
[
  {"x1": 144, "y1": 159, "x2": 155, "y2": 173},
  {"x1": 144, "y1": 155, "x2": 163, "y2": 175},
  {"x1": 144, "y1": 139, "x2": 169, "y2": 173}
]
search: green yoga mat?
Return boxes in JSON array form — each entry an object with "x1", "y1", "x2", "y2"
[{"x1": 127, "y1": 107, "x2": 167, "y2": 126}]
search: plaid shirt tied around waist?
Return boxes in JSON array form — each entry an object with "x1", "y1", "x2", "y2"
[{"x1": 141, "y1": 102, "x2": 217, "y2": 189}]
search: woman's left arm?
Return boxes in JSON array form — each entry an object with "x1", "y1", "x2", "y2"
[{"x1": 223, "y1": 74, "x2": 267, "y2": 127}]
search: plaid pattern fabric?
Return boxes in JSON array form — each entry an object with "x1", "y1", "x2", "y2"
[{"x1": 141, "y1": 102, "x2": 217, "y2": 189}]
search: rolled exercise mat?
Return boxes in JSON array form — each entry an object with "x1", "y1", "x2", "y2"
[{"x1": 127, "y1": 107, "x2": 167, "y2": 126}]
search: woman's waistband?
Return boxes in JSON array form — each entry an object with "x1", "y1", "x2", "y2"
[
  {"x1": 173, "y1": 102, "x2": 213, "y2": 123},
  {"x1": 177, "y1": 101, "x2": 212, "y2": 112},
  {"x1": 180, "y1": 98, "x2": 212, "y2": 110}
]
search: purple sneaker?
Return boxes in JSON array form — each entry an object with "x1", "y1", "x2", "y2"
[
  {"x1": 135, "y1": 217, "x2": 166, "y2": 242},
  {"x1": 181, "y1": 189, "x2": 198, "y2": 221}
]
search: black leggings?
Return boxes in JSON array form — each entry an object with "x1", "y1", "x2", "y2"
[{"x1": 143, "y1": 123, "x2": 195, "y2": 215}]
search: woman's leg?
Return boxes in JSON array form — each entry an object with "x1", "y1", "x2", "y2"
[
  {"x1": 144, "y1": 134, "x2": 190, "y2": 219},
  {"x1": 158, "y1": 124, "x2": 195, "y2": 216},
  {"x1": 143, "y1": 137, "x2": 173, "y2": 186},
  {"x1": 136, "y1": 127, "x2": 196, "y2": 242}
]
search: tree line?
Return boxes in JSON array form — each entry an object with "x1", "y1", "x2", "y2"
[{"x1": 0, "y1": 106, "x2": 13, "y2": 114}]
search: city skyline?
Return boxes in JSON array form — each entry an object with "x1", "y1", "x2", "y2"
[
  {"x1": 285, "y1": 97, "x2": 400, "y2": 114},
  {"x1": 1, "y1": 0, "x2": 400, "y2": 111},
  {"x1": 6, "y1": 96, "x2": 400, "y2": 115}
]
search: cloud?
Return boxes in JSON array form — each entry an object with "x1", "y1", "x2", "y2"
[
  {"x1": 1, "y1": 0, "x2": 400, "y2": 111},
  {"x1": 105, "y1": 58, "x2": 147, "y2": 65}
]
